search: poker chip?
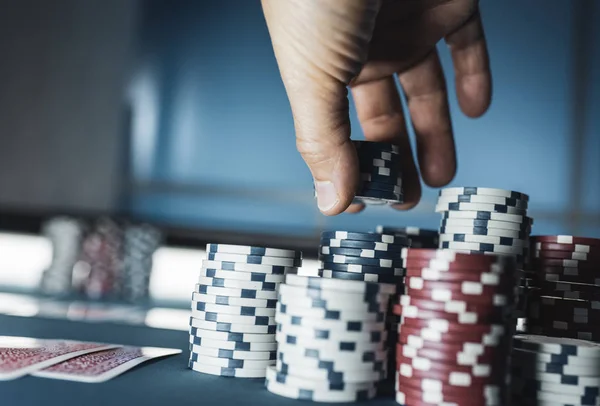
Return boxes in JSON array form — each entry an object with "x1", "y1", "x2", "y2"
[
  {"x1": 436, "y1": 193, "x2": 528, "y2": 209},
  {"x1": 206, "y1": 243, "x2": 302, "y2": 259},
  {"x1": 439, "y1": 231, "x2": 529, "y2": 247},
  {"x1": 277, "y1": 302, "x2": 385, "y2": 322},
  {"x1": 532, "y1": 236, "x2": 600, "y2": 247},
  {"x1": 276, "y1": 360, "x2": 387, "y2": 384},
  {"x1": 440, "y1": 225, "x2": 529, "y2": 239},
  {"x1": 439, "y1": 187, "x2": 530, "y2": 201},
  {"x1": 265, "y1": 365, "x2": 375, "y2": 392},
  {"x1": 534, "y1": 242, "x2": 596, "y2": 253},
  {"x1": 375, "y1": 226, "x2": 439, "y2": 249},
  {"x1": 285, "y1": 273, "x2": 396, "y2": 295},
  {"x1": 189, "y1": 243, "x2": 301, "y2": 379},
  {"x1": 320, "y1": 246, "x2": 402, "y2": 259},
  {"x1": 318, "y1": 269, "x2": 400, "y2": 284},
  {"x1": 318, "y1": 261, "x2": 404, "y2": 275},
  {"x1": 278, "y1": 284, "x2": 390, "y2": 307},
  {"x1": 441, "y1": 209, "x2": 532, "y2": 224},
  {"x1": 441, "y1": 216, "x2": 532, "y2": 231},
  {"x1": 435, "y1": 201, "x2": 527, "y2": 215},
  {"x1": 275, "y1": 333, "x2": 386, "y2": 353},
  {"x1": 320, "y1": 237, "x2": 406, "y2": 252},
  {"x1": 318, "y1": 253, "x2": 404, "y2": 268},
  {"x1": 320, "y1": 231, "x2": 400, "y2": 244}
]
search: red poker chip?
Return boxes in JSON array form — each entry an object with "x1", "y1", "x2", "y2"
[
  {"x1": 396, "y1": 386, "x2": 498, "y2": 406},
  {"x1": 405, "y1": 286, "x2": 515, "y2": 307},
  {"x1": 394, "y1": 303, "x2": 509, "y2": 325},
  {"x1": 404, "y1": 276, "x2": 513, "y2": 296},
  {"x1": 531, "y1": 235, "x2": 600, "y2": 247},
  {"x1": 399, "y1": 318, "x2": 508, "y2": 338},
  {"x1": 535, "y1": 249, "x2": 600, "y2": 261},
  {"x1": 397, "y1": 328, "x2": 511, "y2": 351},
  {"x1": 402, "y1": 258, "x2": 510, "y2": 272},
  {"x1": 396, "y1": 354, "x2": 501, "y2": 377},
  {"x1": 402, "y1": 249, "x2": 514, "y2": 265},
  {"x1": 397, "y1": 343, "x2": 501, "y2": 366},
  {"x1": 397, "y1": 376, "x2": 504, "y2": 405},
  {"x1": 397, "y1": 361, "x2": 507, "y2": 386},
  {"x1": 532, "y1": 258, "x2": 598, "y2": 269},
  {"x1": 534, "y1": 242, "x2": 599, "y2": 253},
  {"x1": 397, "y1": 296, "x2": 513, "y2": 317},
  {"x1": 405, "y1": 266, "x2": 516, "y2": 285}
]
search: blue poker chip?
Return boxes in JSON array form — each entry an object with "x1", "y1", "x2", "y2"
[
  {"x1": 320, "y1": 231, "x2": 403, "y2": 244},
  {"x1": 319, "y1": 237, "x2": 407, "y2": 252},
  {"x1": 318, "y1": 261, "x2": 404, "y2": 276},
  {"x1": 318, "y1": 269, "x2": 400, "y2": 285},
  {"x1": 320, "y1": 246, "x2": 402, "y2": 260},
  {"x1": 318, "y1": 253, "x2": 404, "y2": 268},
  {"x1": 355, "y1": 189, "x2": 403, "y2": 204},
  {"x1": 358, "y1": 181, "x2": 402, "y2": 194}
]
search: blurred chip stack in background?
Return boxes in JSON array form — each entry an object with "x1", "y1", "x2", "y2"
[
  {"x1": 39, "y1": 216, "x2": 162, "y2": 303},
  {"x1": 39, "y1": 217, "x2": 86, "y2": 297}
]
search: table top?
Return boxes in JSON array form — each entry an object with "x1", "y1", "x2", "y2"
[{"x1": 0, "y1": 314, "x2": 397, "y2": 406}]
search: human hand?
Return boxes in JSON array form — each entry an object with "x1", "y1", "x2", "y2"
[{"x1": 261, "y1": 0, "x2": 491, "y2": 215}]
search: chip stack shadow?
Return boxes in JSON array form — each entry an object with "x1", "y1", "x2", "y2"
[
  {"x1": 188, "y1": 243, "x2": 301, "y2": 378},
  {"x1": 435, "y1": 186, "x2": 534, "y2": 331},
  {"x1": 396, "y1": 249, "x2": 518, "y2": 405},
  {"x1": 528, "y1": 235, "x2": 600, "y2": 341},
  {"x1": 317, "y1": 230, "x2": 409, "y2": 393},
  {"x1": 353, "y1": 141, "x2": 404, "y2": 205},
  {"x1": 266, "y1": 274, "x2": 395, "y2": 402}
]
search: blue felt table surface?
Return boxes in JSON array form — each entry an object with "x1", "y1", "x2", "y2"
[{"x1": 0, "y1": 315, "x2": 397, "y2": 406}]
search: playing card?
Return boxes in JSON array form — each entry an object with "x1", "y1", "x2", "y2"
[
  {"x1": 0, "y1": 336, "x2": 119, "y2": 381},
  {"x1": 33, "y1": 346, "x2": 181, "y2": 383}
]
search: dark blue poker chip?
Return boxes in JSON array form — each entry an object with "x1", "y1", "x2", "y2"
[
  {"x1": 320, "y1": 231, "x2": 406, "y2": 244},
  {"x1": 376, "y1": 226, "x2": 438, "y2": 238},
  {"x1": 439, "y1": 226, "x2": 529, "y2": 240},
  {"x1": 202, "y1": 277, "x2": 277, "y2": 291},
  {"x1": 356, "y1": 189, "x2": 403, "y2": 203},
  {"x1": 319, "y1": 237, "x2": 408, "y2": 252},
  {"x1": 358, "y1": 181, "x2": 402, "y2": 193},
  {"x1": 358, "y1": 157, "x2": 402, "y2": 170},
  {"x1": 353, "y1": 140, "x2": 399, "y2": 154},
  {"x1": 360, "y1": 172, "x2": 402, "y2": 185},
  {"x1": 318, "y1": 269, "x2": 400, "y2": 285},
  {"x1": 318, "y1": 261, "x2": 404, "y2": 275},
  {"x1": 318, "y1": 253, "x2": 404, "y2": 268},
  {"x1": 320, "y1": 246, "x2": 401, "y2": 260}
]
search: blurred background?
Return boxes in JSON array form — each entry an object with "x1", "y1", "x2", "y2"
[{"x1": 0, "y1": 0, "x2": 598, "y2": 330}]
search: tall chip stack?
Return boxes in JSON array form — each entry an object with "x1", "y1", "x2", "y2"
[
  {"x1": 396, "y1": 249, "x2": 517, "y2": 405},
  {"x1": 188, "y1": 244, "x2": 301, "y2": 378},
  {"x1": 376, "y1": 226, "x2": 439, "y2": 249},
  {"x1": 317, "y1": 230, "x2": 409, "y2": 393},
  {"x1": 266, "y1": 274, "x2": 395, "y2": 402},
  {"x1": 510, "y1": 335, "x2": 600, "y2": 405},
  {"x1": 121, "y1": 223, "x2": 162, "y2": 303},
  {"x1": 435, "y1": 187, "x2": 534, "y2": 331},
  {"x1": 527, "y1": 235, "x2": 600, "y2": 341},
  {"x1": 352, "y1": 141, "x2": 404, "y2": 205}
]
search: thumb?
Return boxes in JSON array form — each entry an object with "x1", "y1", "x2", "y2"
[{"x1": 291, "y1": 85, "x2": 359, "y2": 215}]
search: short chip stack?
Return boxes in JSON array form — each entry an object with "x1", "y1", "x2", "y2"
[
  {"x1": 317, "y1": 230, "x2": 409, "y2": 393},
  {"x1": 266, "y1": 274, "x2": 395, "y2": 402},
  {"x1": 353, "y1": 141, "x2": 404, "y2": 205},
  {"x1": 396, "y1": 248, "x2": 517, "y2": 406},
  {"x1": 376, "y1": 226, "x2": 439, "y2": 249},
  {"x1": 188, "y1": 243, "x2": 301, "y2": 378},
  {"x1": 510, "y1": 335, "x2": 600, "y2": 405},
  {"x1": 435, "y1": 186, "x2": 534, "y2": 329},
  {"x1": 528, "y1": 235, "x2": 600, "y2": 341}
]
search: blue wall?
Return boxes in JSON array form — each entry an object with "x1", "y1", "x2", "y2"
[{"x1": 127, "y1": 0, "x2": 600, "y2": 238}]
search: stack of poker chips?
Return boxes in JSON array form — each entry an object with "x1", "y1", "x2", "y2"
[
  {"x1": 510, "y1": 335, "x2": 600, "y2": 405},
  {"x1": 266, "y1": 274, "x2": 395, "y2": 402},
  {"x1": 435, "y1": 186, "x2": 534, "y2": 329},
  {"x1": 120, "y1": 224, "x2": 162, "y2": 303},
  {"x1": 396, "y1": 249, "x2": 517, "y2": 406},
  {"x1": 353, "y1": 141, "x2": 404, "y2": 205},
  {"x1": 527, "y1": 235, "x2": 600, "y2": 341},
  {"x1": 39, "y1": 217, "x2": 86, "y2": 297},
  {"x1": 188, "y1": 243, "x2": 301, "y2": 378},
  {"x1": 376, "y1": 226, "x2": 439, "y2": 248},
  {"x1": 317, "y1": 230, "x2": 409, "y2": 393}
]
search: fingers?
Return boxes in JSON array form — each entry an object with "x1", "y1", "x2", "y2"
[
  {"x1": 445, "y1": 10, "x2": 491, "y2": 118},
  {"x1": 351, "y1": 76, "x2": 421, "y2": 210},
  {"x1": 398, "y1": 49, "x2": 456, "y2": 188}
]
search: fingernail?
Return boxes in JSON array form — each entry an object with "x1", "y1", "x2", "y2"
[{"x1": 314, "y1": 180, "x2": 338, "y2": 212}]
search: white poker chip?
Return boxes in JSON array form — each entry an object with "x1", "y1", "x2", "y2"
[
  {"x1": 275, "y1": 360, "x2": 386, "y2": 384},
  {"x1": 439, "y1": 187, "x2": 529, "y2": 201},
  {"x1": 199, "y1": 268, "x2": 286, "y2": 283},
  {"x1": 512, "y1": 355, "x2": 600, "y2": 376},
  {"x1": 191, "y1": 309, "x2": 276, "y2": 326},
  {"x1": 512, "y1": 347, "x2": 600, "y2": 367},
  {"x1": 439, "y1": 226, "x2": 528, "y2": 239},
  {"x1": 438, "y1": 233, "x2": 528, "y2": 247},
  {"x1": 437, "y1": 194, "x2": 528, "y2": 209},
  {"x1": 276, "y1": 302, "x2": 384, "y2": 322},
  {"x1": 276, "y1": 323, "x2": 387, "y2": 343},
  {"x1": 192, "y1": 292, "x2": 276, "y2": 308},
  {"x1": 189, "y1": 335, "x2": 277, "y2": 352},
  {"x1": 206, "y1": 243, "x2": 301, "y2": 259},
  {"x1": 275, "y1": 312, "x2": 385, "y2": 332},
  {"x1": 194, "y1": 284, "x2": 278, "y2": 300},
  {"x1": 188, "y1": 360, "x2": 266, "y2": 378},
  {"x1": 440, "y1": 217, "x2": 531, "y2": 231},
  {"x1": 513, "y1": 335, "x2": 600, "y2": 358},
  {"x1": 265, "y1": 366, "x2": 376, "y2": 392},
  {"x1": 435, "y1": 201, "x2": 527, "y2": 215},
  {"x1": 189, "y1": 343, "x2": 275, "y2": 361},
  {"x1": 511, "y1": 376, "x2": 600, "y2": 396},
  {"x1": 197, "y1": 275, "x2": 278, "y2": 291},
  {"x1": 192, "y1": 300, "x2": 276, "y2": 317},
  {"x1": 285, "y1": 274, "x2": 396, "y2": 295},
  {"x1": 278, "y1": 284, "x2": 390, "y2": 307},
  {"x1": 275, "y1": 333, "x2": 385, "y2": 352},
  {"x1": 265, "y1": 374, "x2": 377, "y2": 402},
  {"x1": 440, "y1": 209, "x2": 532, "y2": 224},
  {"x1": 202, "y1": 259, "x2": 296, "y2": 275},
  {"x1": 189, "y1": 317, "x2": 277, "y2": 335},
  {"x1": 207, "y1": 252, "x2": 301, "y2": 267},
  {"x1": 189, "y1": 325, "x2": 275, "y2": 343},
  {"x1": 189, "y1": 352, "x2": 275, "y2": 369},
  {"x1": 277, "y1": 342, "x2": 387, "y2": 364},
  {"x1": 440, "y1": 241, "x2": 526, "y2": 255},
  {"x1": 277, "y1": 351, "x2": 385, "y2": 373}
]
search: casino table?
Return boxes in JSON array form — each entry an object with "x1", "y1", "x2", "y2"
[{"x1": 0, "y1": 314, "x2": 396, "y2": 406}]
